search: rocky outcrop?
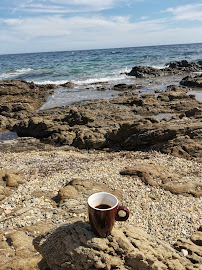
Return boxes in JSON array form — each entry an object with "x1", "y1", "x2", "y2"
[
  {"x1": 0, "y1": 137, "x2": 57, "y2": 153},
  {"x1": 113, "y1": 83, "x2": 140, "y2": 90},
  {"x1": 0, "y1": 224, "x2": 53, "y2": 270},
  {"x1": 108, "y1": 116, "x2": 202, "y2": 159},
  {"x1": 0, "y1": 170, "x2": 25, "y2": 201},
  {"x1": 180, "y1": 75, "x2": 202, "y2": 88},
  {"x1": 166, "y1": 60, "x2": 202, "y2": 73},
  {"x1": 0, "y1": 67, "x2": 201, "y2": 160},
  {"x1": 120, "y1": 165, "x2": 202, "y2": 197},
  {"x1": 127, "y1": 66, "x2": 163, "y2": 78},
  {"x1": 60, "y1": 81, "x2": 77, "y2": 88},
  {"x1": 173, "y1": 227, "x2": 202, "y2": 265},
  {"x1": 0, "y1": 80, "x2": 56, "y2": 130},
  {"x1": 57, "y1": 178, "x2": 121, "y2": 208},
  {"x1": 34, "y1": 221, "x2": 199, "y2": 270},
  {"x1": 11, "y1": 86, "x2": 202, "y2": 159},
  {"x1": 127, "y1": 60, "x2": 202, "y2": 78}
]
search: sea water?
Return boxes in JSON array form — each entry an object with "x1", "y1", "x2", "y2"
[{"x1": 0, "y1": 43, "x2": 202, "y2": 108}]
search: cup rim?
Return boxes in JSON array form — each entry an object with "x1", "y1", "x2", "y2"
[{"x1": 88, "y1": 192, "x2": 118, "y2": 211}]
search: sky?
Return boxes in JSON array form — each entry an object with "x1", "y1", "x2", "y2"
[{"x1": 0, "y1": 0, "x2": 202, "y2": 54}]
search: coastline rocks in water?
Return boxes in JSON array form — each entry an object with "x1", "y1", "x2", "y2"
[
  {"x1": 166, "y1": 60, "x2": 202, "y2": 72},
  {"x1": 113, "y1": 86, "x2": 199, "y2": 115},
  {"x1": 127, "y1": 66, "x2": 163, "y2": 78},
  {"x1": 60, "y1": 81, "x2": 77, "y2": 88},
  {"x1": 0, "y1": 80, "x2": 56, "y2": 126},
  {"x1": 33, "y1": 221, "x2": 196, "y2": 270},
  {"x1": 112, "y1": 83, "x2": 138, "y2": 91},
  {"x1": 166, "y1": 84, "x2": 188, "y2": 93},
  {"x1": 180, "y1": 75, "x2": 202, "y2": 88},
  {"x1": 11, "y1": 88, "x2": 202, "y2": 159},
  {"x1": 127, "y1": 60, "x2": 202, "y2": 78},
  {"x1": 1, "y1": 76, "x2": 201, "y2": 160}
]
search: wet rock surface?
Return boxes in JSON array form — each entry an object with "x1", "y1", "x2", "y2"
[
  {"x1": 127, "y1": 60, "x2": 202, "y2": 78},
  {"x1": 180, "y1": 74, "x2": 202, "y2": 88}
]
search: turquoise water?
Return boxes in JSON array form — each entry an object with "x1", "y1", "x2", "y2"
[
  {"x1": 1, "y1": 43, "x2": 202, "y2": 85},
  {"x1": 0, "y1": 43, "x2": 202, "y2": 107}
]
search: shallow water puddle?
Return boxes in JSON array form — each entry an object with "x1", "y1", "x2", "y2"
[
  {"x1": 151, "y1": 113, "x2": 174, "y2": 120},
  {"x1": 188, "y1": 90, "x2": 202, "y2": 102},
  {"x1": 0, "y1": 131, "x2": 18, "y2": 141}
]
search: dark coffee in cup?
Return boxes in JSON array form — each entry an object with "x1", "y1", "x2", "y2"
[
  {"x1": 95, "y1": 204, "x2": 111, "y2": 209},
  {"x1": 88, "y1": 192, "x2": 129, "y2": 237}
]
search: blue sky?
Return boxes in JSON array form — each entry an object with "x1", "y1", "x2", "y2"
[{"x1": 1, "y1": 0, "x2": 202, "y2": 54}]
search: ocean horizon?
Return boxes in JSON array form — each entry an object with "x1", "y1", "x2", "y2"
[{"x1": 1, "y1": 42, "x2": 202, "y2": 56}]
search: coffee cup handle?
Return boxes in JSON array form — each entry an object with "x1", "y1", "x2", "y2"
[{"x1": 116, "y1": 206, "x2": 129, "y2": 221}]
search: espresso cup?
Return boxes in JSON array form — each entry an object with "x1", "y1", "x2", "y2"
[{"x1": 87, "y1": 192, "x2": 129, "y2": 237}]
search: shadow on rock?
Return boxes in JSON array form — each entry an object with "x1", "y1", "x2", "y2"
[{"x1": 33, "y1": 220, "x2": 197, "y2": 270}]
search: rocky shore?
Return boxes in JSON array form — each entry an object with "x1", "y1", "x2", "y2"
[{"x1": 0, "y1": 60, "x2": 201, "y2": 269}]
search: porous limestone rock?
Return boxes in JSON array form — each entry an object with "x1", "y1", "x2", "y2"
[
  {"x1": 173, "y1": 227, "x2": 202, "y2": 266},
  {"x1": 5, "y1": 173, "x2": 25, "y2": 187},
  {"x1": 34, "y1": 221, "x2": 195, "y2": 270},
  {"x1": 0, "y1": 231, "x2": 42, "y2": 270},
  {"x1": 120, "y1": 165, "x2": 202, "y2": 197},
  {"x1": 58, "y1": 185, "x2": 78, "y2": 204}
]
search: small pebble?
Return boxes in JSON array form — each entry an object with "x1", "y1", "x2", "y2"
[
  {"x1": 4, "y1": 209, "x2": 12, "y2": 215},
  {"x1": 181, "y1": 249, "x2": 188, "y2": 256}
]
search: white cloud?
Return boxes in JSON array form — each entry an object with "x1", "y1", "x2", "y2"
[
  {"x1": 0, "y1": 9, "x2": 202, "y2": 54},
  {"x1": 2, "y1": 16, "x2": 71, "y2": 37},
  {"x1": 11, "y1": 0, "x2": 118, "y2": 14},
  {"x1": 1, "y1": 15, "x2": 168, "y2": 39},
  {"x1": 50, "y1": 0, "x2": 114, "y2": 9},
  {"x1": 164, "y1": 4, "x2": 202, "y2": 21}
]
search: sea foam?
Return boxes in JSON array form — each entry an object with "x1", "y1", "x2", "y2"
[{"x1": 0, "y1": 68, "x2": 33, "y2": 80}]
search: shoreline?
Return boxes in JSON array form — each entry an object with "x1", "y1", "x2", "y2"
[{"x1": 0, "y1": 60, "x2": 201, "y2": 269}]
